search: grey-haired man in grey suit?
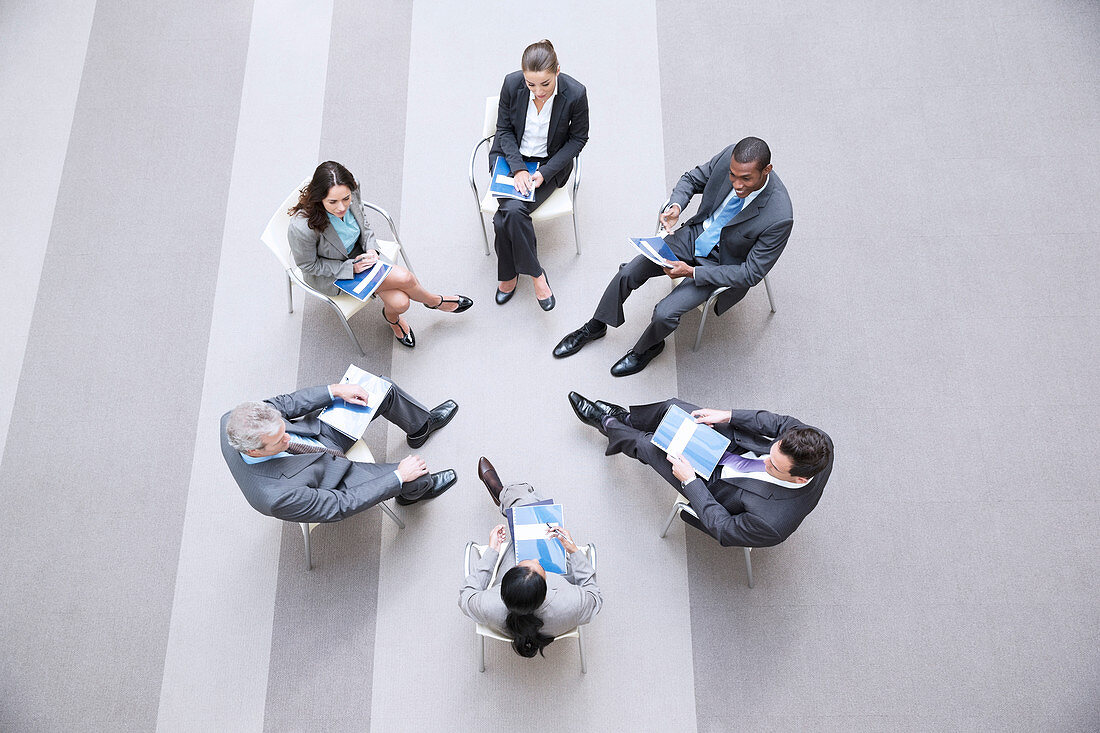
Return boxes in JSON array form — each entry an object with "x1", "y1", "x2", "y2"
[
  {"x1": 221, "y1": 381, "x2": 458, "y2": 524},
  {"x1": 554, "y1": 137, "x2": 794, "y2": 376}
]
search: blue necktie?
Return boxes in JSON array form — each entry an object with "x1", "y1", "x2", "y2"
[
  {"x1": 694, "y1": 192, "x2": 744, "y2": 259},
  {"x1": 718, "y1": 452, "x2": 765, "y2": 474}
]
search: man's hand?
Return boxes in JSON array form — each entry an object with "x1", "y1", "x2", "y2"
[
  {"x1": 352, "y1": 250, "x2": 378, "y2": 273},
  {"x1": 548, "y1": 526, "x2": 579, "y2": 554},
  {"x1": 512, "y1": 169, "x2": 533, "y2": 196},
  {"x1": 331, "y1": 383, "x2": 371, "y2": 405},
  {"x1": 659, "y1": 203, "x2": 681, "y2": 231},
  {"x1": 692, "y1": 408, "x2": 732, "y2": 425},
  {"x1": 489, "y1": 523, "x2": 507, "y2": 551},
  {"x1": 662, "y1": 260, "x2": 695, "y2": 279},
  {"x1": 396, "y1": 454, "x2": 428, "y2": 483},
  {"x1": 667, "y1": 452, "x2": 696, "y2": 484}
]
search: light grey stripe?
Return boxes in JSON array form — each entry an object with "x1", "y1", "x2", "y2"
[{"x1": 0, "y1": 1, "x2": 252, "y2": 729}]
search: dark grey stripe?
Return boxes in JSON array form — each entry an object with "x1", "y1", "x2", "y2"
[
  {"x1": 263, "y1": 3, "x2": 413, "y2": 730},
  {"x1": 0, "y1": 2, "x2": 252, "y2": 729}
]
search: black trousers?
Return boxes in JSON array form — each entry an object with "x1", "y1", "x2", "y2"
[
  {"x1": 492, "y1": 155, "x2": 555, "y2": 280},
  {"x1": 591, "y1": 224, "x2": 749, "y2": 352}
]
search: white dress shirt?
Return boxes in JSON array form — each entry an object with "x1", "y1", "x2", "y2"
[{"x1": 518, "y1": 88, "x2": 557, "y2": 158}]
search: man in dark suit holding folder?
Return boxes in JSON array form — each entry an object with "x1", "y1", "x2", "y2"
[
  {"x1": 553, "y1": 137, "x2": 793, "y2": 376},
  {"x1": 568, "y1": 392, "x2": 832, "y2": 548}
]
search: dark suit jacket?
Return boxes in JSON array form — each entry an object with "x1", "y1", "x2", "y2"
[
  {"x1": 678, "y1": 409, "x2": 832, "y2": 548},
  {"x1": 668, "y1": 145, "x2": 794, "y2": 314},
  {"x1": 488, "y1": 70, "x2": 589, "y2": 190},
  {"x1": 220, "y1": 386, "x2": 401, "y2": 523}
]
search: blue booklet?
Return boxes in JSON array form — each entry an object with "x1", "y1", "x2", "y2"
[
  {"x1": 628, "y1": 236, "x2": 677, "y2": 267},
  {"x1": 650, "y1": 404, "x2": 732, "y2": 480},
  {"x1": 334, "y1": 260, "x2": 392, "y2": 301},
  {"x1": 507, "y1": 500, "x2": 567, "y2": 575},
  {"x1": 489, "y1": 157, "x2": 539, "y2": 202},
  {"x1": 317, "y1": 364, "x2": 393, "y2": 439}
]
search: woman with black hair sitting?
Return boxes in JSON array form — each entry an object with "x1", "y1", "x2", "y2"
[{"x1": 459, "y1": 458, "x2": 602, "y2": 658}]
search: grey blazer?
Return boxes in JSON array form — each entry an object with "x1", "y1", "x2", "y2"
[
  {"x1": 458, "y1": 541, "x2": 602, "y2": 638},
  {"x1": 488, "y1": 70, "x2": 589, "y2": 190},
  {"x1": 668, "y1": 145, "x2": 794, "y2": 315},
  {"x1": 220, "y1": 386, "x2": 402, "y2": 523},
  {"x1": 287, "y1": 190, "x2": 379, "y2": 297}
]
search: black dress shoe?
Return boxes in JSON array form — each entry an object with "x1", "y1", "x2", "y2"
[
  {"x1": 495, "y1": 287, "x2": 515, "y2": 305},
  {"x1": 594, "y1": 400, "x2": 629, "y2": 422},
  {"x1": 406, "y1": 399, "x2": 458, "y2": 448},
  {"x1": 382, "y1": 310, "x2": 415, "y2": 348},
  {"x1": 568, "y1": 391, "x2": 610, "y2": 430},
  {"x1": 395, "y1": 469, "x2": 457, "y2": 505},
  {"x1": 538, "y1": 294, "x2": 556, "y2": 311},
  {"x1": 610, "y1": 340, "x2": 666, "y2": 377},
  {"x1": 477, "y1": 456, "x2": 503, "y2": 506},
  {"x1": 426, "y1": 295, "x2": 474, "y2": 313},
  {"x1": 553, "y1": 322, "x2": 607, "y2": 358}
]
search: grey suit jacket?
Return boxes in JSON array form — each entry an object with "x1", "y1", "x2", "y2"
[
  {"x1": 287, "y1": 190, "x2": 380, "y2": 297},
  {"x1": 220, "y1": 386, "x2": 401, "y2": 523},
  {"x1": 458, "y1": 541, "x2": 601, "y2": 638},
  {"x1": 488, "y1": 70, "x2": 589, "y2": 190},
  {"x1": 679, "y1": 409, "x2": 833, "y2": 548},
  {"x1": 668, "y1": 145, "x2": 794, "y2": 315}
]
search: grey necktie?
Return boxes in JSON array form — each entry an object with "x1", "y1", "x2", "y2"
[{"x1": 286, "y1": 437, "x2": 345, "y2": 459}]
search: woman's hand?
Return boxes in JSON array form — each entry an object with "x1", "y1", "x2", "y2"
[
  {"x1": 548, "y1": 526, "x2": 579, "y2": 554},
  {"x1": 530, "y1": 171, "x2": 544, "y2": 189},
  {"x1": 352, "y1": 250, "x2": 378, "y2": 273},
  {"x1": 489, "y1": 524, "x2": 507, "y2": 551},
  {"x1": 512, "y1": 169, "x2": 533, "y2": 196}
]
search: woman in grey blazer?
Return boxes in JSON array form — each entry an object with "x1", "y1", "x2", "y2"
[
  {"x1": 460, "y1": 458, "x2": 602, "y2": 657},
  {"x1": 288, "y1": 161, "x2": 472, "y2": 347},
  {"x1": 488, "y1": 39, "x2": 589, "y2": 310}
]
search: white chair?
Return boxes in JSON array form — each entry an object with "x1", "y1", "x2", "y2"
[
  {"x1": 660, "y1": 498, "x2": 754, "y2": 588},
  {"x1": 462, "y1": 540, "x2": 596, "y2": 673},
  {"x1": 653, "y1": 209, "x2": 776, "y2": 352},
  {"x1": 260, "y1": 179, "x2": 415, "y2": 355},
  {"x1": 297, "y1": 438, "x2": 404, "y2": 571},
  {"x1": 468, "y1": 95, "x2": 581, "y2": 257}
]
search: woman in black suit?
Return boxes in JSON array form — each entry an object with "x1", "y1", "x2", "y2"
[{"x1": 489, "y1": 40, "x2": 589, "y2": 310}]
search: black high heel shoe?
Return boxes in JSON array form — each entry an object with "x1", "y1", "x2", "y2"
[
  {"x1": 536, "y1": 273, "x2": 555, "y2": 312},
  {"x1": 425, "y1": 294, "x2": 474, "y2": 313},
  {"x1": 382, "y1": 308, "x2": 415, "y2": 348}
]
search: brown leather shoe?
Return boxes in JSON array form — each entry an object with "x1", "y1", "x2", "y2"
[{"x1": 477, "y1": 456, "x2": 503, "y2": 506}]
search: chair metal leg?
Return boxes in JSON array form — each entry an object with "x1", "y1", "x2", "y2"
[
  {"x1": 478, "y1": 635, "x2": 486, "y2": 672},
  {"x1": 763, "y1": 275, "x2": 776, "y2": 313},
  {"x1": 660, "y1": 503, "x2": 681, "y2": 538},
  {"x1": 577, "y1": 626, "x2": 587, "y2": 674},
  {"x1": 285, "y1": 274, "x2": 294, "y2": 313},
  {"x1": 479, "y1": 212, "x2": 492, "y2": 257},
  {"x1": 378, "y1": 500, "x2": 405, "y2": 529},
  {"x1": 322, "y1": 300, "x2": 366, "y2": 355},
  {"x1": 571, "y1": 207, "x2": 581, "y2": 255},
  {"x1": 694, "y1": 292, "x2": 719, "y2": 352},
  {"x1": 299, "y1": 523, "x2": 312, "y2": 571},
  {"x1": 743, "y1": 547, "x2": 754, "y2": 588}
]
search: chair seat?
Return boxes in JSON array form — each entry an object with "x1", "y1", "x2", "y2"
[
  {"x1": 479, "y1": 185, "x2": 574, "y2": 220},
  {"x1": 345, "y1": 440, "x2": 375, "y2": 463}
]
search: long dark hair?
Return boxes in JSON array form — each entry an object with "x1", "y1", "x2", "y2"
[
  {"x1": 500, "y1": 565, "x2": 553, "y2": 657},
  {"x1": 288, "y1": 161, "x2": 359, "y2": 232}
]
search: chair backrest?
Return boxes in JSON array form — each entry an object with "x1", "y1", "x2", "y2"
[
  {"x1": 260, "y1": 177, "x2": 310, "y2": 270},
  {"x1": 482, "y1": 95, "x2": 497, "y2": 139}
]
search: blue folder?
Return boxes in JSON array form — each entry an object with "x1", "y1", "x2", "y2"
[
  {"x1": 650, "y1": 404, "x2": 732, "y2": 480},
  {"x1": 489, "y1": 157, "x2": 539, "y2": 202},
  {"x1": 334, "y1": 261, "x2": 392, "y2": 301},
  {"x1": 628, "y1": 236, "x2": 677, "y2": 267},
  {"x1": 507, "y1": 501, "x2": 567, "y2": 575}
]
